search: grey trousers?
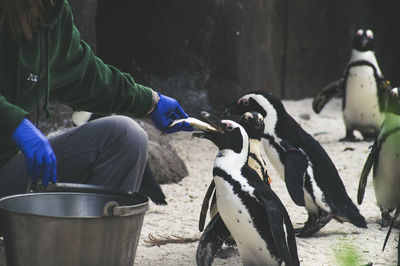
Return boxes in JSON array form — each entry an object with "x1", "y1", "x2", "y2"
[{"x1": 0, "y1": 116, "x2": 148, "y2": 197}]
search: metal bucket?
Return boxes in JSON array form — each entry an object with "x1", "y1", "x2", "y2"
[{"x1": 0, "y1": 191, "x2": 149, "y2": 266}]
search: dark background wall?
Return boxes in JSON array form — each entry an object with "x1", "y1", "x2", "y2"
[{"x1": 69, "y1": 0, "x2": 400, "y2": 114}]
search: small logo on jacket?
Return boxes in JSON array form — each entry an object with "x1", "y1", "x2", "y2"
[{"x1": 27, "y1": 73, "x2": 39, "y2": 82}]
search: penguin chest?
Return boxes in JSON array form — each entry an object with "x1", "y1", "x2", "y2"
[
  {"x1": 213, "y1": 176, "x2": 279, "y2": 266},
  {"x1": 261, "y1": 139, "x2": 285, "y2": 179},
  {"x1": 343, "y1": 66, "x2": 384, "y2": 131},
  {"x1": 373, "y1": 134, "x2": 400, "y2": 210},
  {"x1": 248, "y1": 154, "x2": 268, "y2": 182}
]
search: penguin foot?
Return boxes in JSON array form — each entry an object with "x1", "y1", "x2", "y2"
[
  {"x1": 340, "y1": 130, "x2": 361, "y2": 142},
  {"x1": 380, "y1": 218, "x2": 391, "y2": 227},
  {"x1": 296, "y1": 213, "x2": 333, "y2": 238},
  {"x1": 215, "y1": 246, "x2": 239, "y2": 259},
  {"x1": 379, "y1": 216, "x2": 400, "y2": 228},
  {"x1": 361, "y1": 132, "x2": 377, "y2": 142},
  {"x1": 394, "y1": 220, "x2": 400, "y2": 229},
  {"x1": 380, "y1": 211, "x2": 393, "y2": 227}
]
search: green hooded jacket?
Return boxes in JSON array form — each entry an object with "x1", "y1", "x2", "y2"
[{"x1": 0, "y1": 0, "x2": 154, "y2": 167}]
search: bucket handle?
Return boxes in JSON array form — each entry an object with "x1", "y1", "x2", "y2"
[
  {"x1": 103, "y1": 201, "x2": 120, "y2": 216},
  {"x1": 102, "y1": 201, "x2": 149, "y2": 217}
]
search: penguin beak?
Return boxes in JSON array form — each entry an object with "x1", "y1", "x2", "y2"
[
  {"x1": 361, "y1": 36, "x2": 369, "y2": 49},
  {"x1": 192, "y1": 111, "x2": 224, "y2": 139}
]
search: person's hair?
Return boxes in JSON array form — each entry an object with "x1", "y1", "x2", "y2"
[{"x1": 0, "y1": 0, "x2": 54, "y2": 40}]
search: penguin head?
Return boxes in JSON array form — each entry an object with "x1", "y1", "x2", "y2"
[
  {"x1": 224, "y1": 91, "x2": 285, "y2": 133},
  {"x1": 353, "y1": 29, "x2": 374, "y2": 52},
  {"x1": 239, "y1": 111, "x2": 265, "y2": 140},
  {"x1": 193, "y1": 111, "x2": 248, "y2": 154}
]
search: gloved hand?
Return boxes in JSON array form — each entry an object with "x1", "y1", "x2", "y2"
[
  {"x1": 12, "y1": 118, "x2": 57, "y2": 186},
  {"x1": 149, "y1": 92, "x2": 193, "y2": 133}
]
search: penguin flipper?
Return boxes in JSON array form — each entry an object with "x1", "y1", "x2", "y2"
[
  {"x1": 284, "y1": 149, "x2": 307, "y2": 206},
  {"x1": 196, "y1": 213, "x2": 231, "y2": 266},
  {"x1": 357, "y1": 140, "x2": 378, "y2": 205},
  {"x1": 383, "y1": 205, "x2": 400, "y2": 251},
  {"x1": 254, "y1": 190, "x2": 299, "y2": 266},
  {"x1": 312, "y1": 78, "x2": 344, "y2": 113},
  {"x1": 199, "y1": 180, "x2": 216, "y2": 232}
]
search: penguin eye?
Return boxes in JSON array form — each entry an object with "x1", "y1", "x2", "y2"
[
  {"x1": 226, "y1": 125, "x2": 234, "y2": 131},
  {"x1": 238, "y1": 98, "x2": 249, "y2": 106},
  {"x1": 366, "y1": 29, "x2": 373, "y2": 39},
  {"x1": 244, "y1": 117, "x2": 249, "y2": 122}
]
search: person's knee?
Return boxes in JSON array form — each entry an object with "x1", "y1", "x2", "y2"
[{"x1": 110, "y1": 115, "x2": 148, "y2": 153}]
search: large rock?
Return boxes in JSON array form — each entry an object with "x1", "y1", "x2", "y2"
[{"x1": 138, "y1": 119, "x2": 188, "y2": 184}]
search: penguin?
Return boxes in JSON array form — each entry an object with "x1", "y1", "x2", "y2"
[
  {"x1": 224, "y1": 90, "x2": 367, "y2": 237},
  {"x1": 198, "y1": 111, "x2": 271, "y2": 233},
  {"x1": 312, "y1": 29, "x2": 392, "y2": 141},
  {"x1": 196, "y1": 112, "x2": 272, "y2": 262},
  {"x1": 241, "y1": 112, "x2": 271, "y2": 185},
  {"x1": 193, "y1": 112, "x2": 299, "y2": 266},
  {"x1": 72, "y1": 111, "x2": 167, "y2": 205},
  {"x1": 357, "y1": 111, "x2": 400, "y2": 227}
]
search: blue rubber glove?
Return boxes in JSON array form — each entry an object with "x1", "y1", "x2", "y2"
[
  {"x1": 12, "y1": 118, "x2": 57, "y2": 186},
  {"x1": 149, "y1": 92, "x2": 193, "y2": 133}
]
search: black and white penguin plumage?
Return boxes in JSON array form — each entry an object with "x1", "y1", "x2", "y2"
[
  {"x1": 358, "y1": 112, "x2": 400, "y2": 227},
  {"x1": 225, "y1": 91, "x2": 367, "y2": 237},
  {"x1": 241, "y1": 112, "x2": 271, "y2": 185},
  {"x1": 198, "y1": 112, "x2": 271, "y2": 232},
  {"x1": 194, "y1": 112, "x2": 299, "y2": 266},
  {"x1": 72, "y1": 111, "x2": 167, "y2": 205},
  {"x1": 312, "y1": 29, "x2": 392, "y2": 141},
  {"x1": 342, "y1": 29, "x2": 387, "y2": 140}
]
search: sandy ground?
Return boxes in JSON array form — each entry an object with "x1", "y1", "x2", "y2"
[
  {"x1": 0, "y1": 98, "x2": 397, "y2": 266},
  {"x1": 135, "y1": 98, "x2": 398, "y2": 266}
]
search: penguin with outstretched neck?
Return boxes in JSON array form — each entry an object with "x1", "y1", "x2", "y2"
[
  {"x1": 197, "y1": 112, "x2": 272, "y2": 263},
  {"x1": 194, "y1": 111, "x2": 299, "y2": 266},
  {"x1": 198, "y1": 111, "x2": 271, "y2": 233},
  {"x1": 312, "y1": 29, "x2": 392, "y2": 141},
  {"x1": 225, "y1": 91, "x2": 367, "y2": 237}
]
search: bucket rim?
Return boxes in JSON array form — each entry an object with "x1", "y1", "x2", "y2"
[{"x1": 0, "y1": 192, "x2": 149, "y2": 219}]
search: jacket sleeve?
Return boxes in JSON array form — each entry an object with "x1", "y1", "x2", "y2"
[
  {"x1": 0, "y1": 95, "x2": 28, "y2": 141},
  {"x1": 50, "y1": 1, "x2": 153, "y2": 118}
]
